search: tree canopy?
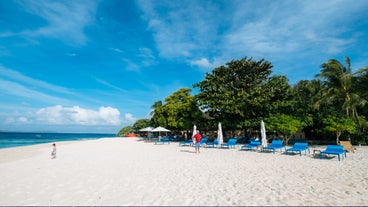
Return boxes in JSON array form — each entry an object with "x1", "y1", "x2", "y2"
[
  {"x1": 150, "y1": 88, "x2": 202, "y2": 131},
  {"x1": 193, "y1": 57, "x2": 292, "y2": 130},
  {"x1": 118, "y1": 56, "x2": 368, "y2": 144}
]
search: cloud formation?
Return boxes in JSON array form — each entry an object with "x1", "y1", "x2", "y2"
[
  {"x1": 35, "y1": 105, "x2": 122, "y2": 125},
  {"x1": 5, "y1": 105, "x2": 126, "y2": 126},
  {"x1": 190, "y1": 58, "x2": 213, "y2": 68},
  {"x1": 16, "y1": 0, "x2": 98, "y2": 45},
  {"x1": 137, "y1": 0, "x2": 367, "y2": 71}
]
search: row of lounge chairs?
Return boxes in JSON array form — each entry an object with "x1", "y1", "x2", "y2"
[{"x1": 178, "y1": 138, "x2": 352, "y2": 161}]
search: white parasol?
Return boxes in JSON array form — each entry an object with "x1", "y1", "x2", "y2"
[
  {"x1": 217, "y1": 122, "x2": 224, "y2": 146},
  {"x1": 152, "y1": 126, "x2": 170, "y2": 138},
  {"x1": 139, "y1": 126, "x2": 154, "y2": 132},
  {"x1": 261, "y1": 120, "x2": 267, "y2": 147}
]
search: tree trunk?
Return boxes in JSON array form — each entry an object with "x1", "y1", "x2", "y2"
[{"x1": 336, "y1": 131, "x2": 341, "y2": 145}]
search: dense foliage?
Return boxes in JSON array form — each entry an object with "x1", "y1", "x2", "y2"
[
  {"x1": 116, "y1": 126, "x2": 133, "y2": 136},
  {"x1": 119, "y1": 56, "x2": 368, "y2": 145},
  {"x1": 193, "y1": 57, "x2": 292, "y2": 130},
  {"x1": 150, "y1": 88, "x2": 203, "y2": 130},
  {"x1": 265, "y1": 114, "x2": 304, "y2": 145}
]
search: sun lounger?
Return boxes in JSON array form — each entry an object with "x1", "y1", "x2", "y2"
[
  {"x1": 155, "y1": 137, "x2": 170, "y2": 144},
  {"x1": 193, "y1": 138, "x2": 208, "y2": 147},
  {"x1": 285, "y1": 142, "x2": 310, "y2": 156},
  {"x1": 320, "y1": 145, "x2": 346, "y2": 161},
  {"x1": 339, "y1": 141, "x2": 355, "y2": 153},
  {"x1": 220, "y1": 138, "x2": 237, "y2": 148},
  {"x1": 262, "y1": 140, "x2": 286, "y2": 154},
  {"x1": 241, "y1": 140, "x2": 261, "y2": 151},
  {"x1": 206, "y1": 138, "x2": 218, "y2": 148},
  {"x1": 179, "y1": 139, "x2": 193, "y2": 146}
]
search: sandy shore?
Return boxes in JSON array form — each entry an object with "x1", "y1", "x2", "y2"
[{"x1": 0, "y1": 137, "x2": 367, "y2": 206}]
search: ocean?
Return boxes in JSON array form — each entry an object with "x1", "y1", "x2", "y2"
[{"x1": 0, "y1": 132, "x2": 118, "y2": 149}]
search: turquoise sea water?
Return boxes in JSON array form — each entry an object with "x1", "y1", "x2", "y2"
[{"x1": 0, "y1": 132, "x2": 117, "y2": 149}]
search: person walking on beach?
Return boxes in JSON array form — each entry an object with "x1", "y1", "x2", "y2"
[
  {"x1": 51, "y1": 143, "x2": 56, "y2": 159},
  {"x1": 193, "y1": 130, "x2": 202, "y2": 154}
]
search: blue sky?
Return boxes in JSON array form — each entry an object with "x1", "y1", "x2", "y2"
[{"x1": 1, "y1": 0, "x2": 367, "y2": 133}]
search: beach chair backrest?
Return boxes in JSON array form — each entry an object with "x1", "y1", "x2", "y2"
[
  {"x1": 271, "y1": 140, "x2": 283, "y2": 146},
  {"x1": 250, "y1": 140, "x2": 261, "y2": 145},
  {"x1": 228, "y1": 138, "x2": 237, "y2": 145},
  {"x1": 326, "y1": 145, "x2": 344, "y2": 152},
  {"x1": 200, "y1": 138, "x2": 208, "y2": 144},
  {"x1": 294, "y1": 142, "x2": 308, "y2": 149},
  {"x1": 339, "y1": 141, "x2": 354, "y2": 150}
]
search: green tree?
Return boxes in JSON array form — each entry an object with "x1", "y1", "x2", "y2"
[
  {"x1": 132, "y1": 119, "x2": 151, "y2": 132},
  {"x1": 150, "y1": 101, "x2": 163, "y2": 116},
  {"x1": 193, "y1": 57, "x2": 292, "y2": 130},
  {"x1": 150, "y1": 88, "x2": 202, "y2": 130},
  {"x1": 263, "y1": 75, "x2": 293, "y2": 116},
  {"x1": 292, "y1": 80, "x2": 324, "y2": 138},
  {"x1": 354, "y1": 66, "x2": 368, "y2": 102},
  {"x1": 116, "y1": 126, "x2": 133, "y2": 136},
  {"x1": 265, "y1": 114, "x2": 303, "y2": 145},
  {"x1": 150, "y1": 100, "x2": 167, "y2": 127},
  {"x1": 322, "y1": 115, "x2": 357, "y2": 144},
  {"x1": 317, "y1": 57, "x2": 367, "y2": 122},
  {"x1": 354, "y1": 66, "x2": 368, "y2": 143}
]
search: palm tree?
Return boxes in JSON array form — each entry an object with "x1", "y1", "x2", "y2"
[
  {"x1": 150, "y1": 101, "x2": 163, "y2": 116},
  {"x1": 317, "y1": 57, "x2": 366, "y2": 125}
]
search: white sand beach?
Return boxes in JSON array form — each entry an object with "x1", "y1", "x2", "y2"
[{"x1": 0, "y1": 137, "x2": 367, "y2": 206}]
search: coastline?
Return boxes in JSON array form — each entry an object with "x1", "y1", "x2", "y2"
[
  {"x1": 1, "y1": 137, "x2": 367, "y2": 206},
  {"x1": 0, "y1": 132, "x2": 117, "y2": 149}
]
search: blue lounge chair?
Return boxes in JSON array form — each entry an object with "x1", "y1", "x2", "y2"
[
  {"x1": 262, "y1": 140, "x2": 286, "y2": 154},
  {"x1": 206, "y1": 138, "x2": 218, "y2": 148},
  {"x1": 286, "y1": 142, "x2": 310, "y2": 156},
  {"x1": 220, "y1": 138, "x2": 237, "y2": 148},
  {"x1": 155, "y1": 137, "x2": 170, "y2": 144},
  {"x1": 179, "y1": 139, "x2": 193, "y2": 146},
  {"x1": 192, "y1": 138, "x2": 208, "y2": 147},
  {"x1": 241, "y1": 140, "x2": 261, "y2": 151},
  {"x1": 320, "y1": 145, "x2": 346, "y2": 161}
]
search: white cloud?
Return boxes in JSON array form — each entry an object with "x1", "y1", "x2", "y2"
[
  {"x1": 16, "y1": 0, "x2": 98, "y2": 45},
  {"x1": 0, "y1": 78, "x2": 72, "y2": 105},
  {"x1": 190, "y1": 58, "x2": 213, "y2": 68},
  {"x1": 138, "y1": 0, "x2": 221, "y2": 59},
  {"x1": 0, "y1": 66, "x2": 75, "y2": 95},
  {"x1": 138, "y1": 47, "x2": 157, "y2": 67},
  {"x1": 233, "y1": 1, "x2": 367, "y2": 58},
  {"x1": 110, "y1": 48, "x2": 124, "y2": 53},
  {"x1": 123, "y1": 113, "x2": 137, "y2": 124},
  {"x1": 94, "y1": 78, "x2": 129, "y2": 93},
  {"x1": 2, "y1": 105, "x2": 139, "y2": 133},
  {"x1": 18, "y1": 117, "x2": 29, "y2": 123},
  {"x1": 0, "y1": 66, "x2": 106, "y2": 108},
  {"x1": 137, "y1": 0, "x2": 367, "y2": 66},
  {"x1": 34, "y1": 105, "x2": 122, "y2": 126}
]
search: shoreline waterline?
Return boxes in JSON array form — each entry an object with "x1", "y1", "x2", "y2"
[{"x1": 0, "y1": 131, "x2": 118, "y2": 149}]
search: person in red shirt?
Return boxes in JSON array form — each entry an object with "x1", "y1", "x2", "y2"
[{"x1": 193, "y1": 130, "x2": 202, "y2": 153}]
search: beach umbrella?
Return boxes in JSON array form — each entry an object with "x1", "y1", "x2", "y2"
[
  {"x1": 139, "y1": 126, "x2": 154, "y2": 132},
  {"x1": 152, "y1": 126, "x2": 170, "y2": 132},
  {"x1": 192, "y1": 125, "x2": 197, "y2": 138},
  {"x1": 261, "y1": 120, "x2": 267, "y2": 147},
  {"x1": 191, "y1": 125, "x2": 197, "y2": 144},
  {"x1": 152, "y1": 126, "x2": 170, "y2": 138},
  {"x1": 217, "y1": 122, "x2": 224, "y2": 146},
  {"x1": 139, "y1": 126, "x2": 154, "y2": 139}
]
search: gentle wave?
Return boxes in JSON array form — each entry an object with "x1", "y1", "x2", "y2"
[{"x1": 0, "y1": 132, "x2": 118, "y2": 149}]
